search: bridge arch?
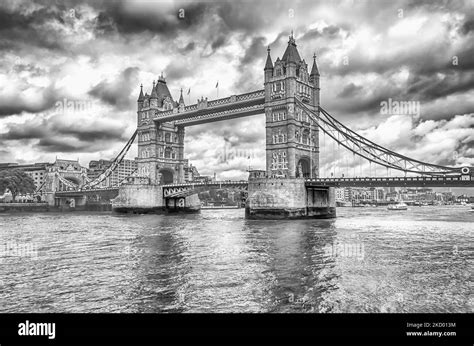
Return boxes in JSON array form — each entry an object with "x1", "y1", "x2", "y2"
[{"x1": 296, "y1": 157, "x2": 311, "y2": 178}]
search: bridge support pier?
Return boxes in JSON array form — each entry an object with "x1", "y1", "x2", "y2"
[
  {"x1": 112, "y1": 182, "x2": 164, "y2": 213},
  {"x1": 245, "y1": 178, "x2": 336, "y2": 219},
  {"x1": 111, "y1": 179, "x2": 202, "y2": 214}
]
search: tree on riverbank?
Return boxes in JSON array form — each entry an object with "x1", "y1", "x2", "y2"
[{"x1": 0, "y1": 169, "x2": 36, "y2": 201}]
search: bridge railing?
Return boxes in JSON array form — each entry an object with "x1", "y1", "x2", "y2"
[
  {"x1": 162, "y1": 180, "x2": 249, "y2": 188},
  {"x1": 235, "y1": 90, "x2": 265, "y2": 102},
  {"x1": 207, "y1": 97, "x2": 232, "y2": 107}
]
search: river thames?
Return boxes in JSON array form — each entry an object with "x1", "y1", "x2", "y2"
[{"x1": 0, "y1": 206, "x2": 472, "y2": 313}]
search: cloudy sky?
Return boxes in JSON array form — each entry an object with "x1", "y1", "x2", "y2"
[{"x1": 0, "y1": 0, "x2": 473, "y2": 181}]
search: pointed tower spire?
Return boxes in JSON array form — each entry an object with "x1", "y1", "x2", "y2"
[
  {"x1": 310, "y1": 53, "x2": 320, "y2": 77},
  {"x1": 150, "y1": 80, "x2": 158, "y2": 99},
  {"x1": 137, "y1": 84, "x2": 144, "y2": 102},
  {"x1": 282, "y1": 33, "x2": 301, "y2": 65},
  {"x1": 178, "y1": 88, "x2": 185, "y2": 105},
  {"x1": 264, "y1": 46, "x2": 273, "y2": 70}
]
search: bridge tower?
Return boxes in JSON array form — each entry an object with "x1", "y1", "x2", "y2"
[
  {"x1": 264, "y1": 34, "x2": 320, "y2": 179},
  {"x1": 136, "y1": 74, "x2": 186, "y2": 185},
  {"x1": 246, "y1": 34, "x2": 334, "y2": 219}
]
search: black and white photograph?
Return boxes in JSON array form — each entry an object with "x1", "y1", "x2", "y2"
[{"x1": 0, "y1": 0, "x2": 472, "y2": 344}]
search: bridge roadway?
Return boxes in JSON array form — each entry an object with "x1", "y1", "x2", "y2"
[
  {"x1": 162, "y1": 181, "x2": 248, "y2": 198},
  {"x1": 305, "y1": 176, "x2": 473, "y2": 188},
  {"x1": 55, "y1": 187, "x2": 119, "y2": 197},
  {"x1": 163, "y1": 175, "x2": 473, "y2": 197},
  {"x1": 54, "y1": 175, "x2": 472, "y2": 200}
]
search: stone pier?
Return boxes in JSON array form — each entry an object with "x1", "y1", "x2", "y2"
[
  {"x1": 245, "y1": 173, "x2": 336, "y2": 219},
  {"x1": 111, "y1": 177, "x2": 201, "y2": 214}
]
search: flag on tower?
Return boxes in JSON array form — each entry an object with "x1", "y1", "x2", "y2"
[
  {"x1": 215, "y1": 81, "x2": 219, "y2": 88},
  {"x1": 187, "y1": 88, "x2": 190, "y2": 95}
]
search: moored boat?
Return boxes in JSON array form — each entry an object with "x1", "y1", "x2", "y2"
[{"x1": 387, "y1": 202, "x2": 408, "y2": 210}]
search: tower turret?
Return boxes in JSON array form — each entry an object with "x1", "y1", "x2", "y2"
[
  {"x1": 310, "y1": 53, "x2": 320, "y2": 108},
  {"x1": 264, "y1": 46, "x2": 274, "y2": 80},
  {"x1": 178, "y1": 88, "x2": 185, "y2": 105},
  {"x1": 137, "y1": 84, "x2": 144, "y2": 110},
  {"x1": 178, "y1": 88, "x2": 185, "y2": 112},
  {"x1": 309, "y1": 53, "x2": 320, "y2": 85}
]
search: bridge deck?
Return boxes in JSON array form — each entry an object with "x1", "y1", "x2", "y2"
[
  {"x1": 53, "y1": 176, "x2": 472, "y2": 198},
  {"x1": 162, "y1": 181, "x2": 248, "y2": 198},
  {"x1": 306, "y1": 176, "x2": 473, "y2": 188}
]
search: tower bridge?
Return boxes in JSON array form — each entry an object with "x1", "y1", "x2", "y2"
[{"x1": 48, "y1": 33, "x2": 472, "y2": 217}]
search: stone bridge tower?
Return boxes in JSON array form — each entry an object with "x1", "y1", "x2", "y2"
[
  {"x1": 136, "y1": 74, "x2": 186, "y2": 185},
  {"x1": 264, "y1": 34, "x2": 320, "y2": 179}
]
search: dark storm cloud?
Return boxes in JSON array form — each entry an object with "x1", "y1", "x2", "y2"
[
  {"x1": 452, "y1": 44, "x2": 474, "y2": 71},
  {"x1": 53, "y1": 128, "x2": 126, "y2": 142},
  {"x1": 2, "y1": 112, "x2": 128, "y2": 153},
  {"x1": 300, "y1": 24, "x2": 345, "y2": 42},
  {"x1": 179, "y1": 42, "x2": 195, "y2": 53},
  {"x1": 165, "y1": 60, "x2": 193, "y2": 81},
  {"x1": 93, "y1": 1, "x2": 210, "y2": 37},
  {"x1": 406, "y1": 72, "x2": 474, "y2": 102},
  {"x1": 0, "y1": 85, "x2": 59, "y2": 117},
  {"x1": 211, "y1": 36, "x2": 227, "y2": 50},
  {"x1": 327, "y1": 81, "x2": 402, "y2": 115},
  {"x1": 89, "y1": 67, "x2": 139, "y2": 109},
  {"x1": 37, "y1": 137, "x2": 91, "y2": 153},
  {"x1": 240, "y1": 36, "x2": 266, "y2": 65},
  {"x1": 0, "y1": 3, "x2": 70, "y2": 51},
  {"x1": 215, "y1": 1, "x2": 275, "y2": 34},
  {"x1": 460, "y1": 18, "x2": 474, "y2": 35},
  {"x1": 338, "y1": 83, "x2": 363, "y2": 98},
  {"x1": 2, "y1": 123, "x2": 48, "y2": 140}
]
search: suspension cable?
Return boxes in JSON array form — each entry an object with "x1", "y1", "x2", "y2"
[
  {"x1": 81, "y1": 130, "x2": 138, "y2": 190},
  {"x1": 295, "y1": 98, "x2": 460, "y2": 176}
]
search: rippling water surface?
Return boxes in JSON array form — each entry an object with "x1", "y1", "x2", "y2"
[{"x1": 0, "y1": 206, "x2": 472, "y2": 313}]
